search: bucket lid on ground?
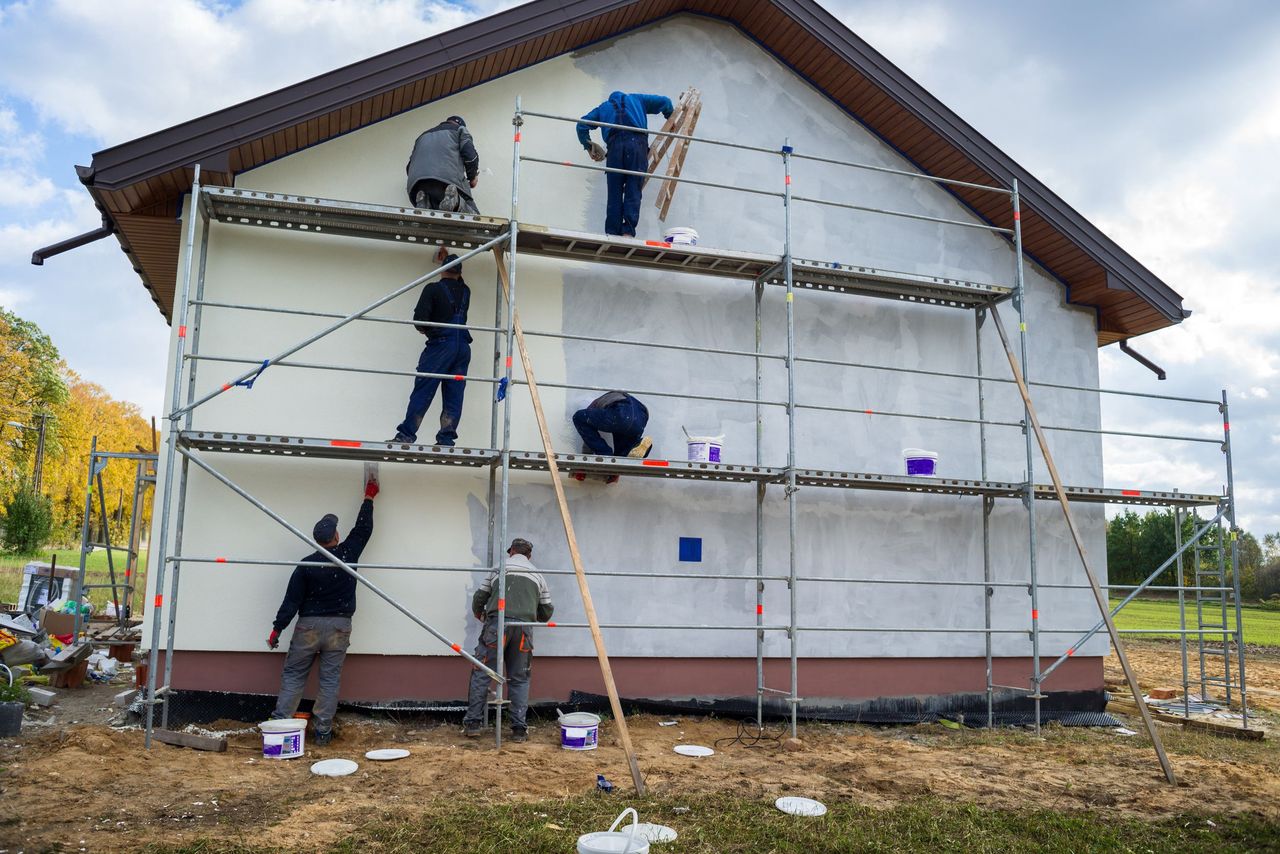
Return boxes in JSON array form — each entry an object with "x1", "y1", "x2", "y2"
[
  {"x1": 259, "y1": 719, "x2": 307, "y2": 733},
  {"x1": 559, "y1": 711, "x2": 602, "y2": 727}
]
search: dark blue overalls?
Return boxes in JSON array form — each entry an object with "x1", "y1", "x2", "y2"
[
  {"x1": 396, "y1": 280, "x2": 472, "y2": 445},
  {"x1": 605, "y1": 94, "x2": 647, "y2": 237}
]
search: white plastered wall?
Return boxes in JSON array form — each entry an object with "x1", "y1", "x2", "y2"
[{"x1": 147, "y1": 15, "x2": 1109, "y2": 667}]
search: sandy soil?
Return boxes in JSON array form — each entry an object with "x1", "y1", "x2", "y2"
[
  {"x1": 1106, "y1": 639, "x2": 1280, "y2": 712},
  {"x1": 2, "y1": 643, "x2": 1278, "y2": 851}
]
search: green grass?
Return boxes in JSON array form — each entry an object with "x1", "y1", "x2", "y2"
[
  {"x1": 1111, "y1": 597, "x2": 1280, "y2": 647},
  {"x1": 138, "y1": 795, "x2": 1280, "y2": 853},
  {"x1": 0, "y1": 547, "x2": 147, "y2": 613}
]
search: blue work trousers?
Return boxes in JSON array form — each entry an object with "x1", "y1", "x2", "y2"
[
  {"x1": 605, "y1": 131, "x2": 647, "y2": 236},
  {"x1": 573, "y1": 396, "x2": 649, "y2": 456},
  {"x1": 396, "y1": 329, "x2": 471, "y2": 445}
]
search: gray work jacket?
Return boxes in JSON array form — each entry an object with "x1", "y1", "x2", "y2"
[{"x1": 405, "y1": 121, "x2": 479, "y2": 201}]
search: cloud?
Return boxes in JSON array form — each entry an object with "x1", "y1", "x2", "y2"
[{"x1": 0, "y1": 0, "x2": 520, "y2": 147}]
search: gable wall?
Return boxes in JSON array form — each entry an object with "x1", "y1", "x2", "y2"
[{"x1": 147, "y1": 17, "x2": 1108, "y2": 670}]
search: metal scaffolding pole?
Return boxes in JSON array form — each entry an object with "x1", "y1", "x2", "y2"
[
  {"x1": 144, "y1": 165, "x2": 202, "y2": 748},
  {"x1": 754, "y1": 275, "x2": 766, "y2": 730},
  {"x1": 161, "y1": 197, "x2": 210, "y2": 730},
  {"x1": 975, "y1": 308, "x2": 994, "y2": 727},
  {"x1": 782, "y1": 139, "x2": 800, "y2": 738},
  {"x1": 489, "y1": 98, "x2": 524, "y2": 749},
  {"x1": 1175, "y1": 506, "x2": 1191, "y2": 719},
  {"x1": 1009, "y1": 180, "x2": 1043, "y2": 733},
  {"x1": 1222, "y1": 391, "x2": 1249, "y2": 728}
]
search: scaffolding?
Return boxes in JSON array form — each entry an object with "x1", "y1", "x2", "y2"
[
  {"x1": 141, "y1": 99, "x2": 1249, "y2": 769},
  {"x1": 70, "y1": 438, "x2": 156, "y2": 637}
]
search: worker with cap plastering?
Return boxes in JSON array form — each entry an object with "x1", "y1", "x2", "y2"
[
  {"x1": 576, "y1": 91, "x2": 674, "y2": 236},
  {"x1": 571, "y1": 391, "x2": 652, "y2": 481},
  {"x1": 462, "y1": 537, "x2": 554, "y2": 742},
  {"x1": 406, "y1": 114, "x2": 480, "y2": 213},
  {"x1": 267, "y1": 478, "x2": 378, "y2": 745},
  {"x1": 391, "y1": 249, "x2": 473, "y2": 446}
]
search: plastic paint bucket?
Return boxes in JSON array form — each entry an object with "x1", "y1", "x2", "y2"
[
  {"x1": 663, "y1": 227, "x2": 698, "y2": 246},
  {"x1": 684, "y1": 427, "x2": 724, "y2": 463},
  {"x1": 902, "y1": 449, "x2": 939, "y2": 477},
  {"x1": 259, "y1": 718, "x2": 307, "y2": 759},
  {"x1": 558, "y1": 711, "x2": 601, "y2": 751},
  {"x1": 577, "y1": 808, "x2": 649, "y2": 854}
]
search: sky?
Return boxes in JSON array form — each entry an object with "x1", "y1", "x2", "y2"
[{"x1": 0, "y1": 0, "x2": 1276, "y2": 532}]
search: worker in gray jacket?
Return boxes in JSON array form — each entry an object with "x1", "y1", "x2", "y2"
[
  {"x1": 462, "y1": 538, "x2": 554, "y2": 742},
  {"x1": 405, "y1": 115, "x2": 480, "y2": 213}
]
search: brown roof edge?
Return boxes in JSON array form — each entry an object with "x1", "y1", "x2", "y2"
[
  {"x1": 86, "y1": 0, "x2": 627, "y2": 190},
  {"x1": 81, "y1": 0, "x2": 1187, "y2": 331},
  {"x1": 781, "y1": 0, "x2": 1186, "y2": 323}
]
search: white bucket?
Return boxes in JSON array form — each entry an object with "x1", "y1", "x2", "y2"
[
  {"x1": 578, "y1": 808, "x2": 650, "y2": 854},
  {"x1": 683, "y1": 427, "x2": 724, "y2": 463},
  {"x1": 558, "y1": 711, "x2": 601, "y2": 751},
  {"x1": 259, "y1": 719, "x2": 307, "y2": 759},
  {"x1": 663, "y1": 227, "x2": 698, "y2": 246},
  {"x1": 902, "y1": 448, "x2": 939, "y2": 477}
]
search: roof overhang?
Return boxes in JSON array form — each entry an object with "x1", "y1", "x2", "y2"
[{"x1": 78, "y1": 0, "x2": 1188, "y2": 345}]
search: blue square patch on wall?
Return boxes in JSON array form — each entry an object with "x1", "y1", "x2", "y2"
[{"x1": 678, "y1": 537, "x2": 703, "y2": 562}]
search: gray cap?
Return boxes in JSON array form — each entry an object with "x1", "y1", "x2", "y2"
[
  {"x1": 313, "y1": 514, "x2": 339, "y2": 543},
  {"x1": 508, "y1": 537, "x2": 533, "y2": 555}
]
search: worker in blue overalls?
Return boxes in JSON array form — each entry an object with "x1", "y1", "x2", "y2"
[
  {"x1": 392, "y1": 251, "x2": 473, "y2": 446},
  {"x1": 576, "y1": 90, "x2": 674, "y2": 237}
]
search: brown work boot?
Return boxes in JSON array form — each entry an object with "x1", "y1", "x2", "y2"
[{"x1": 627, "y1": 437, "x2": 653, "y2": 459}]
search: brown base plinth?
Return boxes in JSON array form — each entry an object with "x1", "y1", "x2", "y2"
[{"x1": 162, "y1": 651, "x2": 1102, "y2": 703}]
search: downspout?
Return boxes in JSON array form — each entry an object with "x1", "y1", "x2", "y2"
[
  {"x1": 1118, "y1": 339, "x2": 1166, "y2": 380},
  {"x1": 31, "y1": 219, "x2": 114, "y2": 265}
]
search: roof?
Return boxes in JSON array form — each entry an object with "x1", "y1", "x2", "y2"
[{"x1": 78, "y1": 0, "x2": 1188, "y2": 344}]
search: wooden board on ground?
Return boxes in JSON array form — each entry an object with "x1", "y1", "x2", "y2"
[
  {"x1": 153, "y1": 729, "x2": 228, "y2": 752},
  {"x1": 1107, "y1": 695, "x2": 1265, "y2": 740}
]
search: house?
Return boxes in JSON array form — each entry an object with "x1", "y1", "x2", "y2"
[{"x1": 79, "y1": 0, "x2": 1200, "y2": 722}]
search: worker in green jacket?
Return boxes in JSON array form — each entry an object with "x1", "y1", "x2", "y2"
[{"x1": 462, "y1": 538, "x2": 554, "y2": 742}]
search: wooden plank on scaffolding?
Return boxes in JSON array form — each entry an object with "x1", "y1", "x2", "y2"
[
  {"x1": 989, "y1": 304, "x2": 1177, "y2": 785},
  {"x1": 492, "y1": 248, "x2": 646, "y2": 797}
]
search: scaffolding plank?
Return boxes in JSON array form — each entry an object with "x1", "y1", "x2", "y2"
[
  {"x1": 178, "y1": 432, "x2": 1222, "y2": 506},
  {"x1": 516, "y1": 225, "x2": 777, "y2": 281},
  {"x1": 179, "y1": 432, "x2": 499, "y2": 467},
  {"x1": 202, "y1": 186, "x2": 508, "y2": 249},
  {"x1": 508, "y1": 451, "x2": 782, "y2": 484}
]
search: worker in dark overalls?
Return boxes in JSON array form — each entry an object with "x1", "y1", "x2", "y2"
[
  {"x1": 576, "y1": 90, "x2": 673, "y2": 236},
  {"x1": 392, "y1": 252, "x2": 473, "y2": 446}
]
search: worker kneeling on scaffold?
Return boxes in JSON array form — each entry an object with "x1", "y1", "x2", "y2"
[
  {"x1": 266, "y1": 477, "x2": 378, "y2": 746},
  {"x1": 391, "y1": 249, "x2": 473, "y2": 446},
  {"x1": 463, "y1": 538, "x2": 554, "y2": 743},
  {"x1": 571, "y1": 391, "x2": 653, "y2": 482}
]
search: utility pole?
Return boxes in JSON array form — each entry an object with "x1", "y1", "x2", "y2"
[{"x1": 33, "y1": 412, "x2": 47, "y2": 493}]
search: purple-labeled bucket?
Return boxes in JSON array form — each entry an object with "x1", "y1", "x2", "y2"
[
  {"x1": 260, "y1": 719, "x2": 307, "y2": 759},
  {"x1": 558, "y1": 711, "x2": 601, "y2": 750},
  {"x1": 903, "y1": 449, "x2": 938, "y2": 477}
]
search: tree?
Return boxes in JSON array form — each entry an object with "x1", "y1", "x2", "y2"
[
  {"x1": 0, "y1": 308, "x2": 68, "y2": 497},
  {"x1": 2, "y1": 487, "x2": 53, "y2": 554}
]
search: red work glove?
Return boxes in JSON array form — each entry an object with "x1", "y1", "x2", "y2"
[
  {"x1": 365, "y1": 480, "x2": 380, "y2": 500},
  {"x1": 267, "y1": 629, "x2": 280, "y2": 649}
]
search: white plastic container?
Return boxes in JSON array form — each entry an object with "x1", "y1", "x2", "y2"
[
  {"x1": 558, "y1": 711, "x2": 601, "y2": 750},
  {"x1": 663, "y1": 227, "x2": 698, "y2": 246},
  {"x1": 259, "y1": 718, "x2": 307, "y2": 759},
  {"x1": 902, "y1": 448, "x2": 939, "y2": 477},
  {"x1": 578, "y1": 808, "x2": 650, "y2": 854},
  {"x1": 683, "y1": 427, "x2": 724, "y2": 463}
]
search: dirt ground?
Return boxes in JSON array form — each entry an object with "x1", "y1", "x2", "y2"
[
  {"x1": 3, "y1": 641, "x2": 1279, "y2": 852},
  {"x1": 1106, "y1": 640, "x2": 1280, "y2": 713}
]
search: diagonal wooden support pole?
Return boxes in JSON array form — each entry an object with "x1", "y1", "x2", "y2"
[
  {"x1": 990, "y1": 305, "x2": 1176, "y2": 784},
  {"x1": 493, "y1": 248, "x2": 646, "y2": 795}
]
